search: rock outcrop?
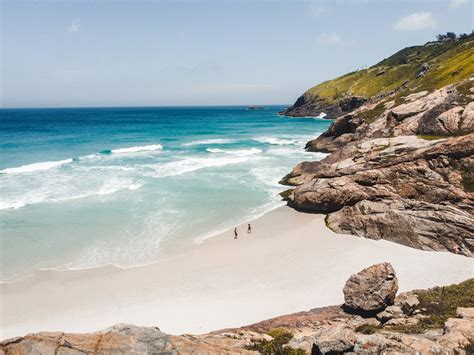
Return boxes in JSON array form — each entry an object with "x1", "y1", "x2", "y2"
[
  {"x1": 281, "y1": 36, "x2": 473, "y2": 119},
  {"x1": 280, "y1": 93, "x2": 366, "y2": 119},
  {"x1": 3, "y1": 271, "x2": 472, "y2": 354},
  {"x1": 343, "y1": 263, "x2": 398, "y2": 313},
  {"x1": 282, "y1": 78, "x2": 474, "y2": 255},
  {"x1": 305, "y1": 80, "x2": 474, "y2": 152}
]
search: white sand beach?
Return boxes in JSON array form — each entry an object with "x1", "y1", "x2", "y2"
[{"x1": 1, "y1": 206, "x2": 473, "y2": 340}]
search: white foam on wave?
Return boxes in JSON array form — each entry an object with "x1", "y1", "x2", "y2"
[
  {"x1": 110, "y1": 144, "x2": 163, "y2": 154},
  {"x1": 0, "y1": 159, "x2": 73, "y2": 174},
  {"x1": 144, "y1": 155, "x2": 256, "y2": 178},
  {"x1": 253, "y1": 136, "x2": 298, "y2": 146},
  {"x1": 193, "y1": 199, "x2": 285, "y2": 244},
  {"x1": 0, "y1": 181, "x2": 142, "y2": 210},
  {"x1": 206, "y1": 147, "x2": 262, "y2": 156},
  {"x1": 67, "y1": 208, "x2": 181, "y2": 270},
  {"x1": 182, "y1": 138, "x2": 235, "y2": 146}
]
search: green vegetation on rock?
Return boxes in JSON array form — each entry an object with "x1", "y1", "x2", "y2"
[
  {"x1": 355, "y1": 279, "x2": 474, "y2": 335},
  {"x1": 301, "y1": 36, "x2": 474, "y2": 106},
  {"x1": 279, "y1": 189, "x2": 294, "y2": 201},
  {"x1": 246, "y1": 328, "x2": 305, "y2": 355},
  {"x1": 389, "y1": 279, "x2": 474, "y2": 334},
  {"x1": 355, "y1": 323, "x2": 382, "y2": 334},
  {"x1": 356, "y1": 102, "x2": 386, "y2": 123},
  {"x1": 417, "y1": 135, "x2": 448, "y2": 140},
  {"x1": 415, "y1": 278, "x2": 474, "y2": 327}
]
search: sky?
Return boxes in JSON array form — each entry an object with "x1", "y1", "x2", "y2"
[{"x1": 1, "y1": 0, "x2": 473, "y2": 108}]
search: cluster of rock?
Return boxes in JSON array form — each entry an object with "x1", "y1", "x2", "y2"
[
  {"x1": 305, "y1": 82, "x2": 473, "y2": 152},
  {"x1": 293, "y1": 263, "x2": 473, "y2": 354},
  {"x1": 279, "y1": 92, "x2": 366, "y2": 119},
  {"x1": 2, "y1": 263, "x2": 472, "y2": 354},
  {"x1": 282, "y1": 80, "x2": 474, "y2": 256}
]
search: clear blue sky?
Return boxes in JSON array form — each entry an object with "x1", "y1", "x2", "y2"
[{"x1": 1, "y1": 0, "x2": 473, "y2": 108}]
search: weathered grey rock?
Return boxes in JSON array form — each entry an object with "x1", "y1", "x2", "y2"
[
  {"x1": 327, "y1": 199, "x2": 474, "y2": 254},
  {"x1": 384, "y1": 316, "x2": 419, "y2": 326},
  {"x1": 438, "y1": 308, "x2": 474, "y2": 351},
  {"x1": 343, "y1": 263, "x2": 399, "y2": 313},
  {"x1": 311, "y1": 324, "x2": 357, "y2": 354},
  {"x1": 2, "y1": 303, "x2": 473, "y2": 355},
  {"x1": 280, "y1": 93, "x2": 366, "y2": 119},
  {"x1": 394, "y1": 293, "x2": 420, "y2": 316},
  {"x1": 376, "y1": 305, "x2": 405, "y2": 323},
  {"x1": 457, "y1": 307, "x2": 474, "y2": 320},
  {"x1": 287, "y1": 133, "x2": 474, "y2": 255}
]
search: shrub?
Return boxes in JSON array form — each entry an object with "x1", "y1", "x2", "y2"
[{"x1": 246, "y1": 328, "x2": 305, "y2": 355}]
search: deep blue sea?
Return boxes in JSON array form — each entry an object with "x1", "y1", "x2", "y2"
[{"x1": 0, "y1": 106, "x2": 330, "y2": 280}]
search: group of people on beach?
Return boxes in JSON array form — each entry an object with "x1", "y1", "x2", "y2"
[{"x1": 234, "y1": 224, "x2": 251, "y2": 239}]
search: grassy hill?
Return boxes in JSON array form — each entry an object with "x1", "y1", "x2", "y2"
[{"x1": 282, "y1": 36, "x2": 474, "y2": 117}]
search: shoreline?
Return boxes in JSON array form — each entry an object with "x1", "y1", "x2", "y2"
[
  {"x1": 1, "y1": 206, "x2": 473, "y2": 340},
  {"x1": 0, "y1": 200, "x2": 288, "y2": 284}
]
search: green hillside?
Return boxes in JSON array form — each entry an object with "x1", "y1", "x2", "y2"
[{"x1": 303, "y1": 36, "x2": 474, "y2": 104}]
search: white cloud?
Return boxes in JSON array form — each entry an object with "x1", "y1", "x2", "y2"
[
  {"x1": 450, "y1": 0, "x2": 469, "y2": 8},
  {"x1": 393, "y1": 11, "x2": 436, "y2": 31},
  {"x1": 67, "y1": 19, "x2": 80, "y2": 33},
  {"x1": 308, "y1": 1, "x2": 327, "y2": 18},
  {"x1": 316, "y1": 32, "x2": 343, "y2": 45}
]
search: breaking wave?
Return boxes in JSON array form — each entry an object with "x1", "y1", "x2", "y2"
[
  {"x1": 253, "y1": 137, "x2": 298, "y2": 146},
  {"x1": 103, "y1": 144, "x2": 163, "y2": 154},
  {"x1": 143, "y1": 155, "x2": 255, "y2": 178},
  {"x1": 182, "y1": 138, "x2": 235, "y2": 146},
  {"x1": 0, "y1": 159, "x2": 74, "y2": 174},
  {"x1": 0, "y1": 181, "x2": 142, "y2": 210},
  {"x1": 206, "y1": 148, "x2": 262, "y2": 156}
]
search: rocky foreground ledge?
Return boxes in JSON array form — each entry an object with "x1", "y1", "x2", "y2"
[
  {"x1": 2, "y1": 263, "x2": 473, "y2": 354},
  {"x1": 281, "y1": 80, "x2": 474, "y2": 256}
]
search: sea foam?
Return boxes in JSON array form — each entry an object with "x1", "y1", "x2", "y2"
[
  {"x1": 253, "y1": 137, "x2": 298, "y2": 146},
  {"x1": 182, "y1": 138, "x2": 235, "y2": 146},
  {"x1": 206, "y1": 148, "x2": 262, "y2": 156},
  {"x1": 143, "y1": 155, "x2": 254, "y2": 178},
  {"x1": 0, "y1": 159, "x2": 74, "y2": 174},
  {"x1": 0, "y1": 181, "x2": 142, "y2": 210},
  {"x1": 109, "y1": 144, "x2": 163, "y2": 154}
]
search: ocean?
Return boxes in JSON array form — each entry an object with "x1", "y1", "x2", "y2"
[{"x1": 0, "y1": 106, "x2": 330, "y2": 280}]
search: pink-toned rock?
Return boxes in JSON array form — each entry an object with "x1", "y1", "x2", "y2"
[{"x1": 343, "y1": 263, "x2": 399, "y2": 312}]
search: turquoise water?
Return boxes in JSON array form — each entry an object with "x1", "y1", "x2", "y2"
[{"x1": 0, "y1": 106, "x2": 330, "y2": 280}]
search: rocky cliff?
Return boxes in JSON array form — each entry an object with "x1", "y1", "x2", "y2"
[
  {"x1": 2, "y1": 264, "x2": 473, "y2": 354},
  {"x1": 280, "y1": 36, "x2": 474, "y2": 257},
  {"x1": 281, "y1": 36, "x2": 473, "y2": 118},
  {"x1": 281, "y1": 78, "x2": 474, "y2": 256}
]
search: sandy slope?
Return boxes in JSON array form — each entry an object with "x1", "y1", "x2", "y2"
[{"x1": 1, "y1": 206, "x2": 473, "y2": 340}]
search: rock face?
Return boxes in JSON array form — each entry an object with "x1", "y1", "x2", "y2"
[
  {"x1": 305, "y1": 81, "x2": 474, "y2": 153},
  {"x1": 343, "y1": 263, "x2": 398, "y2": 313},
  {"x1": 394, "y1": 292, "x2": 420, "y2": 316},
  {"x1": 279, "y1": 93, "x2": 366, "y2": 119},
  {"x1": 0, "y1": 324, "x2": 256, "y2": 354},
  {"x1": 285, "y1": 133, "x2": 474, "y2": 255},
  {"x1": 282, "y1": 79, "x2": 474, "y2": 256},
  {"x1": 2, "y1": 273, "x2": 473, "y2": 355}
]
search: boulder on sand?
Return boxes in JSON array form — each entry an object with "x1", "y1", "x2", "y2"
[{"x1": 343, "y1": 262, "x2": 398, "y2": 313}]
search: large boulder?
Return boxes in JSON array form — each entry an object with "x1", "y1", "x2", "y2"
[{"x1": 343, "y1": 263, "x2": 398, "y2": 313}]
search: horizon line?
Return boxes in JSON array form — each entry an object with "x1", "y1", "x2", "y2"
[{"x1": 0, "y1": 104, "x2": 291, "y2": 110}]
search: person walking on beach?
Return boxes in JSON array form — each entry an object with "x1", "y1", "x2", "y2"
[
  {"x1": 234, "y1": 227, "x2": 238, "y2": 239},
  {"x1": 247, "y1": 223, "x2": 252, "y2": 234}
]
